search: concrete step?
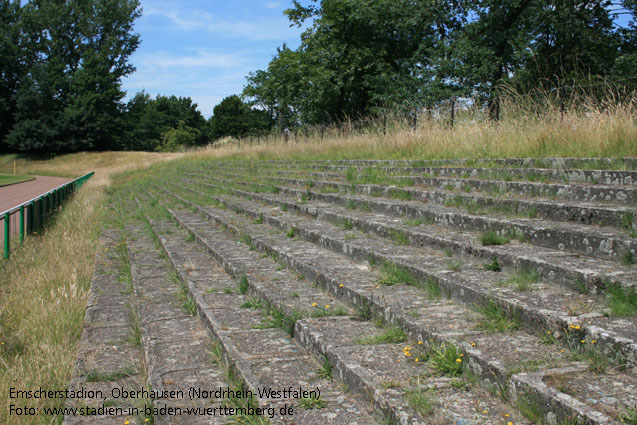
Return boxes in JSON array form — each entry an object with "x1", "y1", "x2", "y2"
[
  {"x1": 212, "y1": 163, "x2": 637, "y2": 205},
  {"x1": 147, "y1": 202, "x2": 532, "y2": 424},
  {"x1": 180, "y1": 177, "x2": 637, "y2": 293},
  {"x1": 134, "y1": 198, "x2": 380, "y2": 424},
  {"x1": 163, "y1": 184, "x2": 637, "y2": 371},
  {"x1": 151, "y1": 186, "x2": 634, "y2": 424},
  {"x1": 126, "y1": 223, "x2": 233, "y2": 425},
  {"x1": 211, "y1": 161, "x2": 637, "y2": 186},
  {"x1": 216, "y1": 157, "x2": 637, "y2": 170},
  {"x1": 63, "y1": 229, "x2": 145, "y2": 425},
  {"x1": 198, "y1": 168, "x2": 635, "y2": 229},
  {"x1": 191, "y1": 174, "x2": 636, "y2": 263}
]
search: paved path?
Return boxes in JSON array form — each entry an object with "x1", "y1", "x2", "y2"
[
  {"x1": 1, "y1": 175, "x2": 72, "y2": 248},
  {"x1": 0, "y1": 175, "x2": 72, "y2": 213}
]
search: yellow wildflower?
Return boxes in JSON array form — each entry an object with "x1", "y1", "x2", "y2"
[
  {"x1": 325, "y1": 304, "x2": 330, "y2": 309},
  {"x1": 456, "y1": 358, "x2": 462, "y2": 363},
  {"x1": 311, "y1": 302, "x2": 318, "y2": 307}
]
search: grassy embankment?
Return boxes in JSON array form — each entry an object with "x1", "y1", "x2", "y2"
[
  {"x1": 203, "y1": 97, "x2": 637, "y2": 161},
  {"x1": 0, "y1": 174, "x2": 35, "y2": 187},
  {"x1": 0, "y1": 99, "x2": 635, "y2": 424},
  {"x1": 0, "y1": 151, "x2": 184, "y2": 425}
]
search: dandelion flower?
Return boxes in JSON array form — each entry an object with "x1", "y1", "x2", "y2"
[
  {"x1": 456, "y1": 358, "x2": 462, "y2": 363},
  {"x1": 482, "y1": 410, "x2": 488, "y2": 414},
  {"x1": 591, "y1": 339, "x2": 597, "y2": 344},
  {"x1": 418, "y1": 341, "x2": 423, "y2": 345},
  {"x1": 325, "y1": 304, "x2": 330, "y2": 309},
  {"x1": 339, "y1": 284, "x2": 344, "y2": 287}
]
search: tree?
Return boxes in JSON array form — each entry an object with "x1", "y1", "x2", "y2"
[
  {"x1": 4, "y1": 0, "x2": 141, "y2": 153},
  {"x1": 0, "y1": 0, "x2": 23, "y2": 151},
  {"x1": 209, "y1": 95, "x2": 273, "y2": 139},
  {"x1": 123, "y1": 92, "x2": 210, "y2": 150},
  {"x1": 516, "y1": 0, "x2": 620, "y2": 90}
]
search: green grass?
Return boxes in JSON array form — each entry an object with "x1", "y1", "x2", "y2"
[
  {"x1": 475, "y1": 299, "x2": 520, "y2": 333},
  {"x1": 376, "y1": 261, "x2": 418, "y2": 286},
  {"x1": 619, "y1": 407, "x2": 637, "y2": 425},
  {"x1": 499, "y1": 268, "x2": 540, "y2": 291},
  {"x1": 355, "y1": 324, "x2": 407, "y2": 345},
  {"x1": 238, "y1": 273, "x2": 249, "y2": 295},
  {"x1": 483, "y1": 256, "x2": 502, "y2": 272},
  {"x1": 240, "y1": 298, "x2": 263, "y2": 309},
  {"x1": 390, "y1": 229, "x2": 408, "y2": 246},
  {"x1": 405, "y1": 388, "x2": 434, "y2": 416},
  {"x1": 338, "y1": 218, "x2": 353, "y2": 230},
  {"x1": 255, "y1": 306, "x2": 304, "y2": 336},
  {"x1": 606, "y1": 282, "x2": 637, "y2": 317},
  {"x1": 85, "y1": 366, "x2": 136, "y2": 382},
  {"x1": 621, "y1": 250, "x2": 635, "y2": 265},
  {"x1": 0, "y1": 173, "x2": 34, "y2": 186},
  {"x1": 314, "y1": 355, "x2": 332, "y2": 380},
  {"x1": 403, "y1": 218, "x2": 423, "y2": 226},
  {"x1": 425, "y1": 277, "x2": 442, "y2": 300},
  {"x1": 428, "y1": 342, "x2": 464, "y2": 377},
  {"x1": 388, "y1": 188, "x2": 412, "y2": 200},
  {"x1": 479, "y1": 230, "x2": 510, "y2": 246},
  {"x1": 448, "y1": 260, "x2": 462, "y2": 272},
  {"x1": 297, "y1": 394, "x2": 327, "y2": 410}
]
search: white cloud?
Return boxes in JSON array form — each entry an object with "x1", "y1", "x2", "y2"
[
  {"x1": 122, "y1": 48, "x2": 257, "y2": 117},
  {"x1": 137, "y1": 49, "x2": 252, "y2": 69},
  {"x1": 143, "y1": 5, "x2": 295, "y2": 41},
  {"x1": 265, "y1": 2, "x2": 281, "y2": 8}
]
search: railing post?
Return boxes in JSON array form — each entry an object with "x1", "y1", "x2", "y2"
[
  {"x1": 4, "y1": 213, "x2": 9, "y2": 260},
  {"x1": 29, "y1": 201, "x2": 34, "y2": 234},
  {"x1": 19, "y1": 206, "x2": 24, "y2": 244}
]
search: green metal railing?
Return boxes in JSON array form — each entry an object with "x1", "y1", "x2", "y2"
[{"x1": 1, "y1": 171, "x2": 94, "y2": 260}]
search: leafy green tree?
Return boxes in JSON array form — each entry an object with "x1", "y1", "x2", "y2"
[
  {"x1": 157, "y1": 121, "x2": 201, "y2": 152},
  {"x1": 5, "y1": 0, "x2": 141, "y2": 153},
  {"x1": 209, "y1": 95, "x2": 273, "y2": 139},
  {"x1": 0, "y1": 1, "x2": 23, "y2": 151},
  {"x1": 516, "y1": 0, "x2": 620, "y2": 90},
  {"x1": 123, "y1": 92, "x2": 210, "y2": 150},
  {"x1": 613, "y1": 0, "x2": 637, "y2": 83}
]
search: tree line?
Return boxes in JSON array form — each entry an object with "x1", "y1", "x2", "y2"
[
  {"x1": 244, "y1": 0, "x2": 637, "y2": 128},
  {"x1": 1, "y1": 0, "x2": 635, "y2": 154}
]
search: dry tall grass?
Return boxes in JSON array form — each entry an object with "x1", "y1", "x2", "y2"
[
  {"x1": 192, "y1": 95, "x2": 636, "y2": 161},
  {"x1": 0, "y1": 151, "x2": 183, "y2": 424}
]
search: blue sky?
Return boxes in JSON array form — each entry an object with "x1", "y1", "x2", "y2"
[
  {"x1": 122, "y1": 1, "x2": 633, "y2": 118},
  {"x1": 121, "y1": 0, "x2": 306, "y2": 117}
]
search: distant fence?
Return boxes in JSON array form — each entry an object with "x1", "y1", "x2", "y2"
[{"x1": 1, "y1": 171, "x2": 94, "y2": 260}]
